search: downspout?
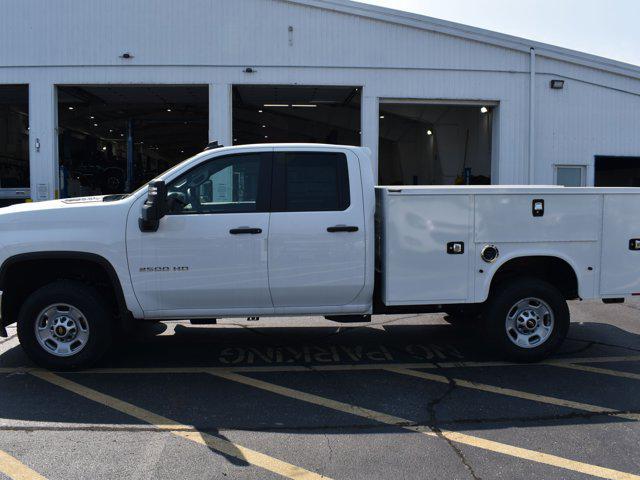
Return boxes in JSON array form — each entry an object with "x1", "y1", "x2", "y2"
[{"x1": 529, "y1": 47, "x2": 536, "y2": 184}]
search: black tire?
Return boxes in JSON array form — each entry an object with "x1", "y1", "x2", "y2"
[
  {"x1": 17, "y1": 280, "x2": 113, "y2": 370},
  {"x1": 483, "y1": 277, "x2": 569, "y2": 362}
]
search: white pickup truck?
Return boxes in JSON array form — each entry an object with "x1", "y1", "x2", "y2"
[{"x1": 1, "y1": 144, "x2": 639, "y2": 369}]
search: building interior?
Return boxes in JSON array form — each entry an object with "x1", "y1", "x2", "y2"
[{"x1": 378, "y1": 103, "x2": 493, "y2": 186}]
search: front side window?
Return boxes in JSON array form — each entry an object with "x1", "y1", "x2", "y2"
[
  {"x1": 273, "y1": 152, "x2": 350, "y2": 212},
  {"x1": 166, "y1": 153, "x2": 268, "y2": 214}
]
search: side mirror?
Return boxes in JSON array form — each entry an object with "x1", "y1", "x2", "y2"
[{"x1": 139, "y1": 181, "x2": 167, "y2": 232}]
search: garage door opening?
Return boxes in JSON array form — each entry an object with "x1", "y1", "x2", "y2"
[
  {"x1": 378, "y1": 102, "x2": 494, "y2": 185},
  {"x1": 595, "y1": 156, "x2": 640, "y2": 186},
  {"x1": 0, "y1": 85, "x2": 29, "y2": 195},
  {"x1": 57, "y1": 85, "x2": 208, "y2": 197},
  {"x1": 232, "y1": 85, "x2": 360, "y2": 146}
]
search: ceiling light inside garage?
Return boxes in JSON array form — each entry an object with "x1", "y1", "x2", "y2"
[{"x1": 480, "y1": 106, "x2": 488, "y2": 113}]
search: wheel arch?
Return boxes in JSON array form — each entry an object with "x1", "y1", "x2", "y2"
[
  {"x1": 482, "y1": 254, "x2": 580, "y2": 302},
  {"x1": 0, "y1": 251, "x2": 131, "y2": 329}
]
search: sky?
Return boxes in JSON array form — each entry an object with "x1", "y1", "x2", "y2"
[{"x1": 358, "y1": 0, "x2": 640, "y2": 67}]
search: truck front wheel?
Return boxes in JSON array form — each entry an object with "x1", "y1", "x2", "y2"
[
  {"x1": 483, "y1": 277, "x2": 569, "y2": 362},
  {"x1": 17, "y1": 281, "x2": 113, "y2": 370}
]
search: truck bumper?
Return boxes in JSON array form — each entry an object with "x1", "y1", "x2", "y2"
[{"x1": 0, "y1": 291, "x2": 6, "y2": 338}]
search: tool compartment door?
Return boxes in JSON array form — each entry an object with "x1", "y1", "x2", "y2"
[
  {"x1": 380, "y1": 193, "x2": 472, "y2": 305},
  {"x1": 600, "y1": 194, "x2": 640, "y2": 296}
]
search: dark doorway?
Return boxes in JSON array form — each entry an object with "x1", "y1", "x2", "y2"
[
  {"x1": 0, "y1": 85, "x2": 29, "y2": 191},
  {"x1": 378, "y1": 102, "x2": 493, "y2": 185},
  {"x1": 232, "y1": 85, "x2": 360, "y2": 146},
  {"x1": 57, "y1": 85, "x2": 208, "y2": 197},
  {"x1": 595, "y1": 156, "x2": 640, "y2": 187}
]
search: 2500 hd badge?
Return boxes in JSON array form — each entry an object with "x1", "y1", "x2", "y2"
[{"x1": 139, "y1": 266, "x2": 189, "y2": 272}]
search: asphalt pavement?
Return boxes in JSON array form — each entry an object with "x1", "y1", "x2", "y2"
[{"x1": 1, "y1": 299, "x2": 639, "y2": 480}]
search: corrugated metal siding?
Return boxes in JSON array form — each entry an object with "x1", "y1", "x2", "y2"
[
  {"x1": 1, "y1": 0, "x2": 528, "y2": 71},
  {"x1": 535, "y1": 72, "x2": 640, "y2": 185},
  {"x1": 537, "y1": 57, "x2": 640, "y2": 96}
]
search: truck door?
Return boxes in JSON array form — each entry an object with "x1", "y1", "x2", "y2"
[
  {"x1": 126, "y1": 151, "x2": 274, "y2": 316},
  {"x1": 267, "y1": 149, "x2": 366, "y2": 309}
]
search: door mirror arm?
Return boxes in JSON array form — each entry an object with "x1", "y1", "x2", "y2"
[{"x1": 139, "y1": 180, "x2": 168, "y2": 232}]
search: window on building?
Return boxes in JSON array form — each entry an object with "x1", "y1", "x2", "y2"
[
  {"x1": 555, "y1": 165, "x2": 586, "y2": 187},
  {"x1": 273, "y1": 152, "x2": 350, "y2": 212},
  {"x1": 595, "y1": 156, "x2": 640, "y2": 187},
  {"x1": 0, "y1": 85, "x2": 29, "y2": 191}
]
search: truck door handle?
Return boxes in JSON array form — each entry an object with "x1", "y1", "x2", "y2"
[
  {"x1": 327, "y1": 225, "x2": 359, "y2": 233},
  {"x1": 229, "y1": 227, "x2": 262, "y2": 235},
  {"x1": 447, "y1": 242, "x2": 465, "y2": 254}
]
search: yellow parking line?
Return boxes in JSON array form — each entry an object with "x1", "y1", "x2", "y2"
[
  {"x1": 1, "y1": 354, "x2": 639, "y2": 377},
  {"x1": 29, "y1": 371, "x2": 329, "y2": 480},
  {"x1": 550, "y1": 363, "x2": 640, "y2": 381},
  {"x1": 386, "y1": 367, "x2": 640, "y2": 421},
  {"x1": 65, "y1": 354, "x2": 640, "y2": 375},
  {"x1": 210, "y1": 371, "x2": 640, "y2": 480},
  {"x1": 0, "y1": 450, "x2": 47, "y2": 480},
  {"x1": 549, "y1": 355, "x2": 640, "y2": 365}
]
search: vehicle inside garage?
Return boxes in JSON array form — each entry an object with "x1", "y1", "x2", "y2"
[
  {"x1": 232, "y1": 85, "x2": 361, "y2": 146},
  {"x1": 378, "y1": 102, "x2": 493, "y2": 185},
  {"x1": 57, "y1": 85, "x2": 208, "y2": 197},
  {"x1": 0, "y1": 85, "x2": 29, "y2": 191}
]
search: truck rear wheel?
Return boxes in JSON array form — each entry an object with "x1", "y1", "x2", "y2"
[
  {"x1": 483, "y1": 277, "x2": 569, "y2": 362},
  {"x1": 17, "y1": 281, "x2": 113, "y2": 370}
]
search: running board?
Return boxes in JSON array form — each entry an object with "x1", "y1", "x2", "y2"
[
  {"x1": 324, "y1": 315, "x2": 371, "y2": 323},
  {"x1": 189, "y1": 318, "x2": 217, "y2": 325}
]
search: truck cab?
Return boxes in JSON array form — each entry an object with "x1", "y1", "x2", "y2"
[{"x1": 127, "y1": 144, "x2": 375, "y2": 318}]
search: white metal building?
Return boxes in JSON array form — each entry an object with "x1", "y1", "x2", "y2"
[{"x1": 1, "y1": 0, "x2": 640, "y2": 202}]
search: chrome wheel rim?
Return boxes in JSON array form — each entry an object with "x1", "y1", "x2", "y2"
[
  {"x1": 34, "y1": 304, "x2": 90, "y2": 357},
  {"x1": 505, "y1": 297, "x2": 554, "y2": 349}
]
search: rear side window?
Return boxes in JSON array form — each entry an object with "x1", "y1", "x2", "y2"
[{"x1": 272, "y1": 152, "x2": 350, "y2": 212}]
